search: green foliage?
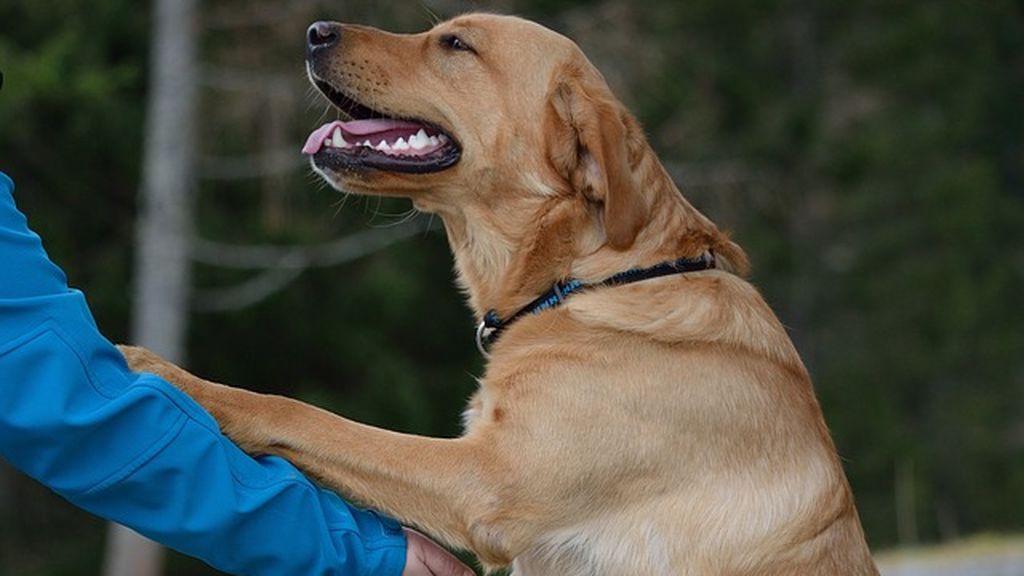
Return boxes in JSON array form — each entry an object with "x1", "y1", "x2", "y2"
[
  {"x1": 0, "y1": 0, "x2": 145, "y2": 343},
  {"x1": 818, "y1": 1, "x2": 1024, "y2": 544}
]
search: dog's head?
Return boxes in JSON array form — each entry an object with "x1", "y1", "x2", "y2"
[{"x1": 304, "y1": 13, "x2": 745, "y2": 314}]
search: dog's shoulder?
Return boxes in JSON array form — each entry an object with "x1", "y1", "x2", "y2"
[{"x1": 564, "y1": 272, "x2": 805, "y2": 372}]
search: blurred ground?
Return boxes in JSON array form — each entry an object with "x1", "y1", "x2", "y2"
[{"x1": 878, "y1": 535, "x2": 1024, "y2": 576}]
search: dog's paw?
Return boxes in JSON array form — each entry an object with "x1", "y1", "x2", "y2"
[
  {"x1": 118, "y1": 345, "x2": 267, "y2": 453},
  {"x1": 117, "y1": 344, "x2": 169, "y2": 374},
  {"x1": 116, "y1": 344, "x2": 197, "y2": 392}
]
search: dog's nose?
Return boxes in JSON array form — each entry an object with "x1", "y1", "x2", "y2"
[{"x1": 307, "y1": 21, "x2": 341, "y2": 56}]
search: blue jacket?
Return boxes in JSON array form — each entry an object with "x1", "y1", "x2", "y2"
[{"x1": 0, "y1": 172, "x2": 405, "y2": 575}]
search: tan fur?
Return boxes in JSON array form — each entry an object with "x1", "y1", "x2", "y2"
[{"x1": 120, "y1": 13, "x2": 877, "y2": 575}]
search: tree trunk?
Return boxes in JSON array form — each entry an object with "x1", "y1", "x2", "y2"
[
  {"x1": 895, "y1": 457, "x2": 919, "y2": 545},
  {"x1": 0, "y1": 460, "x2": 10, "y2": 524},
  {"x1": 101, "y1": 0, "x2": 198, "y2": 574}
]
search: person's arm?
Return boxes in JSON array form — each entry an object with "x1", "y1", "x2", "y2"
[{"x1": 0, "y1": 171, "x2": 419, "y2": 575}]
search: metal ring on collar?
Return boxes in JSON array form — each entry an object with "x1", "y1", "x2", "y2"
[{"x1": 475, "y1": 320, "x2": 491, "y2": 357}]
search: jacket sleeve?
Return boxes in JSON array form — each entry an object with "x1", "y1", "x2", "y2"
[{"x1": 0, "y1": 172, "x2": 406, "y2": 576}]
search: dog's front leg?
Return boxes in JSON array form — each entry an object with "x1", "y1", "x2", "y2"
[{"x1": 118, "y1": 346, "x2": 512, "y2": 565}]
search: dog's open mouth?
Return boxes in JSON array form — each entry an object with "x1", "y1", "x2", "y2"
[{"x1": 303, "y1": 78, "x2": 461, "y2": 174}]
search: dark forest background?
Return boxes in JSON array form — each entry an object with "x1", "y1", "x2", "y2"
[{"x1": 1, "y1": 0, "x2": 1022, "y2": 574}]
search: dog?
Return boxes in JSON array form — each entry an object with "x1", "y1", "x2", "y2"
[{"x1": 121, "y1": 13, "x2": 879, "y2": 575}]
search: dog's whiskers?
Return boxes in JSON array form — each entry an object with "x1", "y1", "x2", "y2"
[
  {"x1": 423, "y1": 214, "x2": 438, "y2": 238},
  {"x1": 330, "y1": 194, "x2": 352, "y2": 219},
  {"x1": 420, "y1": 2, "x2": 443, "y2": 26},
  {"x1": 369, "y1": 207, "x2": 421, "y2": 229}
]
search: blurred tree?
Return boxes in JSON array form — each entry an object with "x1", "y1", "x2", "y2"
[{"x1": 101, "y1": 0, "x2": 200, "y2": 574}]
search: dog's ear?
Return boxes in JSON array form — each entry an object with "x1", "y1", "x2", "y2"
[{"x1": 547, "y1": 65, "x2": 646, "y2": 250}]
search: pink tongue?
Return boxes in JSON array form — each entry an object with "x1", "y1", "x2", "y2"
[
  {"x1": 302, "y1": 123, "x2": 338, "y2": 154},
  {"x1": 302, "y1": 119, "x2": 426, "y2": 155},
  {"x1": 342, "y1": 119, "x2": 423, "y2": 135}
]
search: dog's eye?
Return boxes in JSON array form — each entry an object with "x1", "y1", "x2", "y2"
[{"x1": 440, "y1": 34, "x2": 474, "y2": 53}]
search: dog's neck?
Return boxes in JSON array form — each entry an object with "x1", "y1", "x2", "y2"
[{"x1": 437, "y1": 151, "x2": 748, "y2": 322}]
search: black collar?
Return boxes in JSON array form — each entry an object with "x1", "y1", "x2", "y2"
[{"x1": 475, "y1": 252, "x2": 716, "y2": 355}]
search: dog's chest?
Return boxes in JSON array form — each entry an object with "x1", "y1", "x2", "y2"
[
  {"x1": 509, "y1": 515, "x2": 677, "y2": 576},
  {"x1": 460, "y1": 389, "x2": 483, "y2": 433}
]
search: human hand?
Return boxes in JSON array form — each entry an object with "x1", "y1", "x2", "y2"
[{"x1": 402, "y1": 528, "x2": 475, "y2": 576}]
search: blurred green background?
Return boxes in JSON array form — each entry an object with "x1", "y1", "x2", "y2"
[{"x1": 1, "y1": 0, "x2": 1022, "y2": 574}]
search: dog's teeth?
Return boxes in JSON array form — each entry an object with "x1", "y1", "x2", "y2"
[
  {"x1": 394, "y1": 137, "x2": 410, "y2": 151},
  {"x1": 376, "y1": 140, "x2": 391, "y2": 151},
  {"x1": 428, "y1": 135, "x2": 440, "y2": 146},
  {"x1": 332, "y1": 127, "x2": 347, "y2": 148},
  {"x1": 362, "y1": 140, "x2": 372, "y2": 147},
  {"x1": 438, "y1": 134, "x2": 449, "y2": 144},
  {"x1": 410, "y1": 129, "x2": 428, "y2": 150}
]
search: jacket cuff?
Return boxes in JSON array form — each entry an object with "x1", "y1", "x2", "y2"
[{"x1": 333, "y1": 502, "x2": 407, "y2": 575}]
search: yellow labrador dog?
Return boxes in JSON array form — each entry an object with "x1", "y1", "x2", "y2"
[{"x1": 122, "y1": 13, "x2": 879, "y2": 575}]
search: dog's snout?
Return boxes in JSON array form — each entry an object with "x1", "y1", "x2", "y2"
[{"x1": 307, "y1": 21, "x2": 341, "y2": 56}]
